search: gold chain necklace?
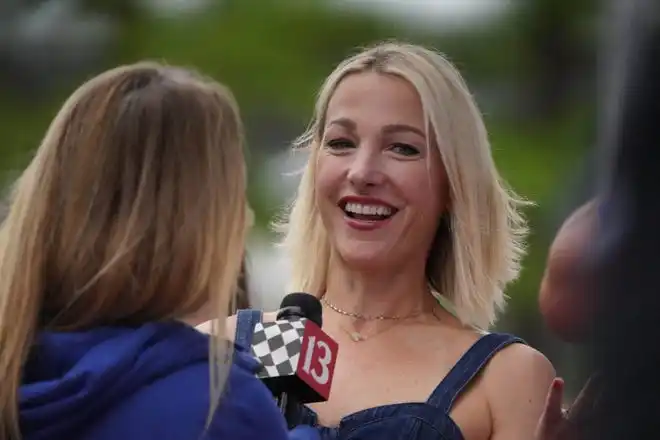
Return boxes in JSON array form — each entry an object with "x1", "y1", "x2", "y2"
[
  {"x1": 321, "y1": 295, "x2": 425, "y2": 342},
  {"x1": 320, "y1": 295, "x2": 424, "y2": 321}
]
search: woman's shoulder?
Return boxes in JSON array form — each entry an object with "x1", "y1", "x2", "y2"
[
  {"x1": 197, "y1": 310, "x2": 279, "y2": 340},
  {"x1": 444, "y1": 324, "x2": 552, "y2": 373},
  {"x1": 439, "y1": 326, "x2": 554, "y2": 383},
  {"x1": 479, "y1": 336, "x2": 556, "y2": 437},
  {"x1": 483, "y1": 338, "x2": 555, "y2": 385},
  {"x1": 468, "y1": 331, "x2": 555, "y2": 392},
  {"x1": 93, "y1": 343, "x2": 290, "y2": 439}
]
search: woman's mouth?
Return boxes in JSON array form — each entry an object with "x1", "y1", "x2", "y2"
[{"x1": 341, "y1": 201, "x2": 398, "y2": 221}]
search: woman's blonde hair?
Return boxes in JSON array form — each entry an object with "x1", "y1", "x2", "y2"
[
  {"x1": 279, "y1": 42, "x2": 529, "y2": 330},
  {"x1": 0, "y1": 62, "x2": 248, "y2": 438}
]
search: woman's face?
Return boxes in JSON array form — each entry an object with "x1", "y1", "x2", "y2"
[{"x1": 316, "y1": 72, "x2": 449, "y2": 271}]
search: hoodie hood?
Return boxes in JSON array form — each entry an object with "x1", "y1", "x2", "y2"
[{"x1": 20, "y1": 322, "x2": 218, "y2": 440}]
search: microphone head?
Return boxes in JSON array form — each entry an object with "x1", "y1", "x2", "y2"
[{"x1": 278, "y1": 293, "x2": 322, "y2": 327}]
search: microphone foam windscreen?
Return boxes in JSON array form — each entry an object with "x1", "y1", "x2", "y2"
[{"x1": 279, "y1": 293, "x2": 323, "y2": 327}]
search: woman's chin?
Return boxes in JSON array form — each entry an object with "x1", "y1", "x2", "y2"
[{"x1": 337, "y1": 247, "x2": 393, "y2": 271}]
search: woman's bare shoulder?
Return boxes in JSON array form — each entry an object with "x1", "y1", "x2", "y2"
[
  {"x1": 196, "y1": 311, "x2": 279, "y2": 340},
  {"x1": 481, "y1": 342, "x2": 556, "y2": 438},
  {"x1": 484, "y1": 342, "x2": 555, "y2": 384}
]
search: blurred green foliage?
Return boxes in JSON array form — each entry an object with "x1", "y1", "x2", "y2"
[{"x1": 117, "y1": 0, "x2": 408, "y2": 120}]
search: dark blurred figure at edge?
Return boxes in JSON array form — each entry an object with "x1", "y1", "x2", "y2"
[{"x1": 536, "y1": 0, "x2": 660, "y2": 438}]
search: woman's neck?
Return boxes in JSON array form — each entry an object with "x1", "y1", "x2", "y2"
[
  {"x1": 323, "y1": 254, "x2": 433, "y2": 319},
  {"x1": 179, "y1": 303, "x2": 213, "y2": 327}
]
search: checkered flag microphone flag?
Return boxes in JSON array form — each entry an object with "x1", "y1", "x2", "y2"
[{"x1": 251, "y1": 318, "x2": 306, "y2": 379}]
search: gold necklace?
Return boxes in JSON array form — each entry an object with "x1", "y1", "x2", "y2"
[
  {"x1": 321, "y1": 295, "x2": 424, "y2": 321},
  {"x1": 321, "y1": 295, "x2": 425, "y2": 342},
  {"x1": 337, "y1": 321, "x2": 402, "y2": 342}
]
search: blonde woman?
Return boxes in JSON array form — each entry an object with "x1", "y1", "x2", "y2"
[
  {"x1": 0, "y1": 63, "x2": 317, "y2": 440},
  {"x1": 227, "y1": 42, "x2": 556, "y2": 440}
]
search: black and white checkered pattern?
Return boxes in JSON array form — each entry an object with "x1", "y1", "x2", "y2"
[{"x1": 251, "y1": 318, "x2": 306, "y2": 378}]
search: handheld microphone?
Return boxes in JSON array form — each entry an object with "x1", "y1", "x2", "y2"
[{"x1": 250, "y1": 293, "x2": 338, "y2": 416}]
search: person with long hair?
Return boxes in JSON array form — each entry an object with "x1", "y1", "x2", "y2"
[
  {"x1": 226, "y1": 42, "x2": 556, "y2": 440},
  {"x1": 0, "y1": 62, "x2": 317, "y2": 440}
]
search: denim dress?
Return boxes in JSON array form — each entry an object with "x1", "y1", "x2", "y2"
[{"x1": 235, "y1": 309, "x2": 524, "y2": 440}]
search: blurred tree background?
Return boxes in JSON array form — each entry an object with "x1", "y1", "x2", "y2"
[{"x1": 0, "y1": 0, "x2": 601, "y2": 396}]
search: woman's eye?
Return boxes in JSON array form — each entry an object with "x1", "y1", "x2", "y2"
[
  {"x1": 324, "y1": 138, "x2": 355, "y2": 150},
  {"x1": 390, "y1": 143, "x2": 420, "y2": 157}
]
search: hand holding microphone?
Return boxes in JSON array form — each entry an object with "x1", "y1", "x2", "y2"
[{"x1": 250, "y1": 293, "x2": 338, "y2": 421}]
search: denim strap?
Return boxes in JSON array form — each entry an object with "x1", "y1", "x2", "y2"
[
  {"x1": 234, "y1": 309, "x2": 263, "y2": 351},
  {"x1": 427, "y1": 333, "x2": 525, "y2": 413}
]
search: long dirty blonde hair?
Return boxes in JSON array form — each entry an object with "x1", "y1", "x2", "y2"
[
  {"x1": 0, "y1": 62, "x2": 248, "y2": 438},
  {"x1": 280, "y1": 42, "x2": 529, "y2": 330}
]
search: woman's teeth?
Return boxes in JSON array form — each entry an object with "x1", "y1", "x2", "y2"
[{"x1": 343, "y1": 202, "x2": 394, "y2": 220}]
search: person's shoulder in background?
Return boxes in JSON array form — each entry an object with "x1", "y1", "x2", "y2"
[
  {"x1": 71, "y1": 323, "x2": 306, "y2": 440},
  {"x1": 539, "y1": 199, "x2": 597, "y2": 343},
  {"x1": 24, "y1": 322, "x2": 306, "y2": 440}
]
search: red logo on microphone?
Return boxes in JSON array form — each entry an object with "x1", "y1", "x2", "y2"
[{"x1": 296, "y1": 320, "x2": 338, "y2": 401}]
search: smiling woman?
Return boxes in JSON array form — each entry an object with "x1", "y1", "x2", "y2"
[{"x1": 227, "y1": 42, "x2": 555, "y2": 440}]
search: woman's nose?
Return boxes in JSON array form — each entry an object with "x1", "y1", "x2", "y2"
[{"x1": 347, "y1": 147, "x2": 385, "y2": 190}]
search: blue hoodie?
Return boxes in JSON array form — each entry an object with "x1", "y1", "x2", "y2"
[{"x1": 20, "y1": 321, "x2": 318, "y2": 440}]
